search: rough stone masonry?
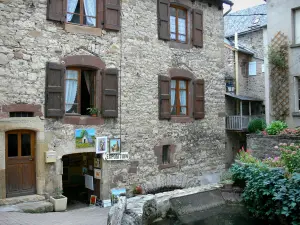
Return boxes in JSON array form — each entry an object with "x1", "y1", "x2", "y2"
[{"x1": 0, "y1": 0, "x2": 226, "y2": 199}]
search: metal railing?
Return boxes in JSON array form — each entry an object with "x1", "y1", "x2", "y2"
[{"x1": 226, "y1": 115, "x2": 263, "y2": 131}]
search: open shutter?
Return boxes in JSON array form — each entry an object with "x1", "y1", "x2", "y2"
[
  {"x1": 95, "y1": 70, "x2": 102, "y2": 110},
  {"x1": 45, "y1": 62, "x2": 65, "y2": 118},
  {"x1": 102, "y1": 68, "x2": 118, "y2": 118},
  {"x1": 157, "y1": 0, "x2": 170, "y2": 41},
  {"x1": 159, "y1": 75, "x2": 171, "y2": 120},
  {"x1": 104, "y1": 0, "x2": 121, "y2": 31},
  {"x1": 194, "y1": 79, "x2": 205, "y2": 119},
  {"x1": 97, "y1": 0, "x2": 104, "y2": 28},
  {"x1": 47, "y1": 0, "x2": 65, "y2": 22},
  {"x1": 192, "y1": 9, "x2": 203, "y2": 47}
]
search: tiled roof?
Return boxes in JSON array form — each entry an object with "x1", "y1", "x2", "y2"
[{"x1": 224, "y1": 4, "x2": 267, "y2": 37}]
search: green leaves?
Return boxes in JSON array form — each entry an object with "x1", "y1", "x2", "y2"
[{"x1": 265, "y1": 121, "x2": 288, "y2": 135}]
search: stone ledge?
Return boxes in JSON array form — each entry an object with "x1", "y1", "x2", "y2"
[{"x1": 0, "y1": 194, "x2": 45, "y2": 206}]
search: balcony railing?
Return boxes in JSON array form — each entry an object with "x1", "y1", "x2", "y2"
[{"x1": 226, "y1": 115, "x2": 263, "y2": 131}]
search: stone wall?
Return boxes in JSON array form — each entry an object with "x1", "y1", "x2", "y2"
[
  {"x1": 247, "y1": 134, "x2": 300, "y2": 159},
  {"x1": 0, "y1": 0, "x2": 225, "y2": 199},
  {"x1": 224, "y1": 46, "x2": 234, "y2": 79}
]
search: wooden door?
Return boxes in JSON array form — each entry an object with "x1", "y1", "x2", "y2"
[{"x1": 6, "y1": 130, "x2": 36, "y2": 197}]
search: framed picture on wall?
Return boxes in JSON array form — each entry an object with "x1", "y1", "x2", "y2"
[
  {"x1": 96, "y1": 137, "x2": 108, "y2": 154},
  {"x1": 109, "y1": 138, "x2": 121, "y2": 154}
]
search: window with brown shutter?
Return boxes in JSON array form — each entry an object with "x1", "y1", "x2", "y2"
[
  {"x1": 192, "y1": 9, "x2": 203, "y2": 47},
  {"x1": 45, "y1": 62, "x2": 65, "y2": 117},
  {"x1": 170, "y1": 5, "x2": 188, "y2": 43},
  {"x1": 102, "y1": 68, "x2": 118, "y2": 118},
  {"x1": 159, "y1": 75, "x2": 171, "y2": 119},
  {"x1": 194, "y1": 79, "x2": 205, "y2": 119}
]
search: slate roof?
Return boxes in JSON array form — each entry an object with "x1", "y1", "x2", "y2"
[
  {"x1": 224, "y1": 38, "x2": 255, "y2": 55},
  {"x1": 225, "y1": 93, "x2": 263, "y2": 102},
  {"x1": 224, "y1": 4, "x2": 267, "y2": 37}
]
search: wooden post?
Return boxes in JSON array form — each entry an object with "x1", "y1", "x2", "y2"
[{"x1": 240, "y1": 101, "x2": 243, "y2": 129}]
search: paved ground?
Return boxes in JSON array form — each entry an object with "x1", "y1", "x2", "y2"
[{"x1": 0, "y1": 206, "x2": 110, "y2": 225}]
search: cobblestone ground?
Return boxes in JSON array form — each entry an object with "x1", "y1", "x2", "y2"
[{"x1": 0, "y1": 206, "x2": 110, "y2": 225}]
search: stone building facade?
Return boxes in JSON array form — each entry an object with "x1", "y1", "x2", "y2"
[{"x1": 0, "y1": 0, "x2": 229, "y2": 201}]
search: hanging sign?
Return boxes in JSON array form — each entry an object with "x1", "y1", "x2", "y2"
[{"x1": 102, "y1": 152, "x2": 129, "y2": 161}]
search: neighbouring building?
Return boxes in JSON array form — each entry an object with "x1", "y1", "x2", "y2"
[
  {"x1": 223, "y1": 4, "x2": 267, "y2": 167},
  {"x1": 265, "y1": 0, "x2": 300, "y2": 128},
  {"x1": 0, "y1": 0, "x2": 232, "y2": 203}
]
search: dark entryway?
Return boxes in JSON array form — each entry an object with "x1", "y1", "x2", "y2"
[{"x1": 5, "y1": 130, "x2": 36, "y2": 198}]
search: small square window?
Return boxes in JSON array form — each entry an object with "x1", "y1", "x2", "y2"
[
  {"x1": 162, "y1": 145, "x2": 170, "y2": 164},
  {"x1": 293, "y1": 8, "x2": 300, "y2": 44}
]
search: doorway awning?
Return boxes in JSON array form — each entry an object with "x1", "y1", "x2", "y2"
[{"x1": 225, "y1": 93, "x2": 263, "y2": 102}]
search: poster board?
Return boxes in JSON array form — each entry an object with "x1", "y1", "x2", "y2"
[
  {"x1": 85, "y1": 174, "x2": 94, "y2": 191},
  {"x1": 94, "y1": 168, "x2": 102, "y2": 179},
  {"x1": 96, "y1": 137, "x2": 108, "y2": 154}
]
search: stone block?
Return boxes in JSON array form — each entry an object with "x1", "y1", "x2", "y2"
[{"x1": 0, "y1": 53, "x2": 8, "y2": 65}]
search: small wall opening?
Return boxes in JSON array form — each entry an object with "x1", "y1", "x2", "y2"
[{"x1": 62, "y1": 152, "x2": 101, "y2": 208}]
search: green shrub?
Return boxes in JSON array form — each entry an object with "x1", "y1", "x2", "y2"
[
  {"x1": 266, "y1": 121, "x2": 288, "y2": 135},
  {"x1": 248, "y1": 118, "x2": 266, "y2": 133},
  {"x1": 279, "y1": 143, "x2": 300, "y2": 173}
]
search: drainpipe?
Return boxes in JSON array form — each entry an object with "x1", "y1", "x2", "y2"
[
  {"x1": 223, "y1": 5, "x2": 232, "y2": 17},
  {"x1": 223, "y1": 0, "x2": 233, "y2": 17},
  {"x1": 235, "y1": 32, "x2": 239, "y2": 96}
]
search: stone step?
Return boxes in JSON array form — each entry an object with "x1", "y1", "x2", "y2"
[
  {"x1": 0, "y1": 194, "x2": 46, "y2": 206},
  {"x1": 0, "y1": 201, "x2": 53, "y2": 213}
]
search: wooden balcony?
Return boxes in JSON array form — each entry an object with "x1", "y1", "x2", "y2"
[{"x1": 226, "y1": 115, "x2": 263, "y2": 131}]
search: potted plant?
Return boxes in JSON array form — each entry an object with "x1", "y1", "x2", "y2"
[
  {"x1": 49, "y1": 188, "x2": 68, "y2": 212},
  {"x1": 87, "y1": 107, "x2": 99, "y2": 117},
  {"x1": 132, "y1": 185, "x2": 143, "y2": 196},
  {"x1": 220, "y1": 171, "x2": 234, "y2": 189}
]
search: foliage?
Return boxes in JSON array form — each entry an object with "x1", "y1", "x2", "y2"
[
  {"x1": 236, "y1": 148, "x2": 260, "y2": 164},
  {"x1": 248, "y1": 118, "x2": 267, "y2": 134},
  {"x1": 263, "y1": 156, "x2": 285, "y2": 168},
  {"x1": 132, "y1": 185, "x2": 143, "y2": 195},
  {"x1": 53, "y1": 187, "x2": 64, "y2": 198},
  {"x1": 280, "y1": 128, "x2": 300, "y2": 136},
  {"x1": 220, "y1": 170, "x2": 233, "y2": 182},
  {"x1": 87, "y1": 107, "x2": 99, "y2": 115},
  {"x1": 268, "y1": 45, "x2": 288, "y2": 70},
  {"x1": 279, "y1": 143, "x2": 300, "y2": 173},
  {"x1": 230, "y1": 163, "x2": 300, "y2": 224},
  {"x1": 266, "y1": 121, "x2": 288, "y2": 135}
]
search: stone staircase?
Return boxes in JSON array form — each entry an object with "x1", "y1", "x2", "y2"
[{"x1": 0, "y1": 195, "x2": 53, "y2": 213}]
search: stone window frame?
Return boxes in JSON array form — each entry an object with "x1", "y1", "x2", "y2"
[
  {"x1": 169, "y1": 68, "x2": 194, "y2": 123},
  {"x1": 61, "y1": 55, "x2": 105, "y2": 125},
  {"x1": 2, "y1": 104, "x2": 43, "y2": 117},
  {"x1": 154, "y1": 144, "x2": 176, "y2": 170}
]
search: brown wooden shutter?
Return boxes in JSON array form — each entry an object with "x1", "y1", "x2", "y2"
[
  {"x1": 45, "y1": 62, "x2": 65, "y2": 118},
  {"x1": 95, "y1": 70, "x2": 102, "y2": 110},
  {"x1": 104, "y1": 0, "x2": 121, "y2": 31},
  {"x1": 159, "y1": 75, "x2": 171, "y2": 120},
  {"x1": 192, "y1": 9, "x2": 203, "y2": 47},
  {"x1": 97, "y1": 0, "x2": 104, "y2": 28},
  {"x1": 102, "y1": 68, "x2": 118, "y2": 118},
  {"x1": 157, "y1": 0, "x2": 170, "y2": 41},
  {"x1": 47, "y1": 0, "x2": 66, "y2": 22},
  {"x1": 194, "y1": 79, "x2": 205, "y2": 119}
]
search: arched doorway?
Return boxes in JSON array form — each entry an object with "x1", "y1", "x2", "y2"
[{"x1": 5, "y1": 130, "x2": 36, "y2": 197}]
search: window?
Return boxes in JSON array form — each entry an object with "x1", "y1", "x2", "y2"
[
  {"x1": 171, "y1": 79, "x2": 188, "y2": 116},
  {"x1": 65, "y1": 68, "x2": 96, "y2": 115},
  {"x1": 294, "y1": 8, "x2": 300, "y2": 44},
  {"x1": 162, "y1": 145, "x2": 170, "y2": 164},
  {"x1": 9, "y1": 112, "x2": 34, "y2": 117},
  {"x1": 170, "y1": 5, "x2": 187, "y2": 43},
  {"x1": 67, "y1": 0, "x2": 97, "y2": 27},
  {"x1": 248, "y1": 62, "x2": 257, "y2": 76},
  {"x1": 298, "y1": 78, "x2": 300, "y2": 111}
]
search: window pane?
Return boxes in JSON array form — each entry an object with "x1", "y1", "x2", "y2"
[
  {"x1": 180, "y1": 107, "x2": 187, "y2": 115},
  {"x1": 179, "y1": 90, "x2": 187, "y2": 106},
  {"x1": 83, "y1": 0, "x2": 96, "y2": 26},
  {"x1": 295, "y1": 9, "x2": 300, "y2": 44},
  {"x1": 8, "y1": 134, "x2": 18, "y2": 157},
  {"x1": 171, "y1": 80, "x2": 176, "y2": 88},
  {"x1": 67, "y1": 0, "x2": 80, "y2": 24},
  {"x1": 170, "y1": 7, "x2": 176, "y2": 16},
  {"x1": 178, "y1": 18, "x2": 186, "y2": 42},
  {"x1": 65, "y1": 70, "x2": 79, "y2": 114},
  {"x1": 170, "y1": 15, "x2": 176, "y2": 40},
  {"x1": 178, "y1": 9, "x2": 186, "y2": 19},
  {"x1": 179, "y1": 80, "x2": 186, "y2": 89},
  {"x1": 162, "y1": 145, "x2": 170, "y2": 164},
  {"x1": 171, "y1": 89, "x2": 176, "y2": 113},
  {"x1": 21, "y1": 134, "x2": 31, "y2": 156}
]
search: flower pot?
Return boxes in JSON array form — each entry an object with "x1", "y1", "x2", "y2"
[
  {"x1": 50, "y1": 195, "x2": 68, "y2": 212},
  {"x1": 91, "y1": 114, "x2": 97, "y2": 117}
]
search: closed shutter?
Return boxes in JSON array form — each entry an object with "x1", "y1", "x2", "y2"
[
  {"x1": 157, "y1": 0, "x2": 170, "y2": 41},
  {"x1": 95, "y1": 70, "x2": 102, "y2": 110},
  {"x1": 192, "y1": 9, "x2": 203, "y2": 47},
  {"x1": 159, "y1": 75, "x2": 171, "y2": 120},
  {"x1": 102, "y1": 68, "x2": 118, "y2": 118},
  {"x1": 97, "y1": 0, "x2": 104, "y2": 28},
  {"x1": 194, "y1": 79, "x2": 205, "y2": 119},
  {"x1": 45, "y1": 62, "x2": 65, "y2": 118},
  {"x1": 47, "y1": 0, "x2": 66, "y2": 22},
  {"x1": 104, "y1": 0, "x2": 121, "y2": 31}
]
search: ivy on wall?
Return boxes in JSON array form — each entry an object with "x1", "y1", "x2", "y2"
[{"x1": 269, "y1": 32, "x2": 289, "y2": 121}]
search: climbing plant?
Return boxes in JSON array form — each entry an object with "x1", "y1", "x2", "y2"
[{"x1": 269, "y1": 32, "x2": 289, "y2": 121}]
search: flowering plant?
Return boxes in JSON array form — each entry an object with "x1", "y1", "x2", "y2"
[
  {"x1": 236, "y1": 147, "x2": 260, "y2": 164},
  {"x1": 132, "y1": 185, "x2": 142, "y2": 195},
  {"x1": 263, "y1": 156, "x2": 285, "y2": 167},
  {"x1": 279, "y1": 128, "x2": 300, "y2": 136},
  {"x1": 279, "y1": 143, "x2": 300, "y2": 173}
]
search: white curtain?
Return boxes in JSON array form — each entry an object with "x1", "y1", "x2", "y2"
[
  {"x1": 84, "y1": 0, "x2": 96, "y2": 26},
  {"x1": 65, "y1": 70, "x2": 78, "y2": 112},
  {"x1": 178, "y1": 18, "x2": 186, "y2": 42},
  {"x1": 170, "y1": 80, "x2": 176, "y2": 113},
  {"x1": 179, "y1": 81, "x2": 187, "y2": 115},
  {"x1": 170, "y1": 16, "x2": 176, "y2": 40},
  {"x1": 67, "y1": 0, "x2": 79, "y2": 22}
]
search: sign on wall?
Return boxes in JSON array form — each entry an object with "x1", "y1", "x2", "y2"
[
  {"x1": 94, "y1": 168, "x2": 102, "y2": 179},
  {"x1": 109, "y1": 138, "x2": 121, "y2": 154},
  {"x1": 75, "y1": 128, "x2": 95, "y2": 148},
  {"x1": 102, "y1": 152, "x2": 129, "y2": 161}
]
